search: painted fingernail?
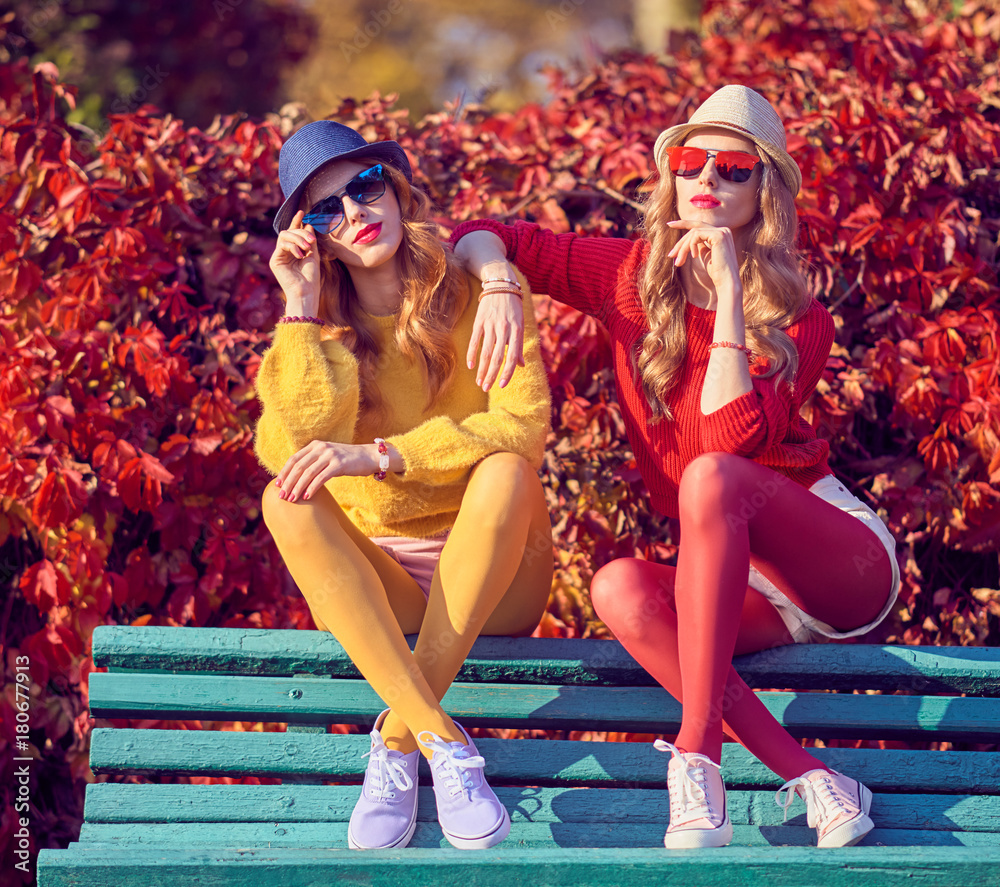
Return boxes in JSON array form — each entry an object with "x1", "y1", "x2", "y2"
[
  {"x1": 275, "y1": 479, "x2": 282, "y2": 488},
  {"x1": 303, "y1": 493, "x2": 310, "y2": 500}
]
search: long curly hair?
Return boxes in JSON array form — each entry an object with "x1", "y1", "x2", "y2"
[
  {"x1": 635, "y1": 151, "x2": 811, "y2": 422},
  {"x1": 308, "y1": 162, "x2": 469, "y2": 430}
]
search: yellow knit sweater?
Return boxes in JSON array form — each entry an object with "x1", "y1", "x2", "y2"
[{"x1": 253, "y1": 272, "x2": 552, "y2": 538}]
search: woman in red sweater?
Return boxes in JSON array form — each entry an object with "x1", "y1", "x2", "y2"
[{"x1": 452, "y1": 85, "x2": 899, "y2": 850}]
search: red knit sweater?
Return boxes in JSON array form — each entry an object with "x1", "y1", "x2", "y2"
[{"x1": 451, "y1": 220, "x2": 834, "y2": 519}]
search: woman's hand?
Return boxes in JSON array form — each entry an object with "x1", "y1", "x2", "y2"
[
  {"x1": 468, "y1": 283, "x2": 525, "y2": 392},
  {"x1": 667, "y1": 220, "x2": 742, "y2": 297},
  {"x1": 454, "y1": 232, "x2": 526, "y2": 390},
  {"x1": 270, "y1": 210, "x2": 322, "y2": 315},
  {"x1": 275, "y1": 440, "x2": 401, "y2": 502}
]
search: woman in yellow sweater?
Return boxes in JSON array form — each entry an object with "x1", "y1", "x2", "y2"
[{"x1": 253, "y1": 121, "x2": 553, "y2": 851}]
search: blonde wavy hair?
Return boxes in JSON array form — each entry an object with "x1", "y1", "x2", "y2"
[
  {"x1": 305, "y1": 162, "x2": 469, "y2": 430},
  {"x1": 636, "y1": 150, "x2": 811, "y2": 422}
]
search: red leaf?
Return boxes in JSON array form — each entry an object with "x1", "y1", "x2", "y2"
[
  {"x1": 31, "y1": 468, "x2": 88, "y2": 530},
  {"x1": 19, "y1": 560, "x2": 66, "y2": 609},
  {"x1": 118, "y1": 452, "x2": 175, "y2": 511}
]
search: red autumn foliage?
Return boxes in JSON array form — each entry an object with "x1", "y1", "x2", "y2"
[{"x1": 1, "y1": 0, "x2": 999, "y2": 880}]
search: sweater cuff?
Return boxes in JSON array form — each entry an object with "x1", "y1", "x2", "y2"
[
  {"x1": 450, "y1": 219, "x2": 516, "y2": 254},
  {"x1": 272, "y1": 320, "x2": 325, "y2": 344},
  {"x1": 701, "y1": 390, "x2": 765, "y2": 454}
]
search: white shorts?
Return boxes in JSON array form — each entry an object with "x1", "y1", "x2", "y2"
[{"x1": 747, "y1": 474, "x2": 900, "y2": 644}]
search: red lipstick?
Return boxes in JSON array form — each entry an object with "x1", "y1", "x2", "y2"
[
  {"x1": 691, "y1": 195, "x2": 721, "y2": 208},
  {"x1": 354, "y1": 223, "x2": 382, "y2": 244}
]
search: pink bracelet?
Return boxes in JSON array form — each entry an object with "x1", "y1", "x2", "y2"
[
  {"x1": 478, "y1": 287, "x2": 524, "y2": 303},
  {"x1": 278, "y1": 315, "x2": 325, "y2": 326},
  {"x1": 709, "y1": 340, "x2": 754, "y2": 362},
  {"x1": 374, "y1": 438, "x2": 389, "y2": 482}
]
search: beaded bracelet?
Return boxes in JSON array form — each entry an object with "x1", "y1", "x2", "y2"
[
  {"x1": 278, "y1": 315, "x2": 325, "y2": 326},
  {"x1": 482, "y1": 276, "x2": 521, "y2": 287},
  {"x1": 479, "y1": 286, "x2": 524, "y2": 303},
  {"x1": 374, "y1": 438, "x2": 389, "y2": 482},
  {"x1": 709, "y1": 341, "x2": 754, "y2": 362}
]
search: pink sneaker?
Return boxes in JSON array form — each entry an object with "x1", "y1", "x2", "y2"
[
  {"x1": 654, "y1": 740, "x2": 733, "y2": 849},
  {"x1": 775, "y1": 768, "x2": 874, "y2": 848}
]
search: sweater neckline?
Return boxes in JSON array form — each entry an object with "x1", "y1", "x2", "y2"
[
  {"x1": 359, "y1": 309, "x2": 398, "y2": 329},
  {"x1": 685, "y1": 299, "x2": 716, "y2": 317}
]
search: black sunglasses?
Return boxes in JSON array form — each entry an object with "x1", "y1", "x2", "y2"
[
  {"x1": 663, "y1": 146, "x2": 762, "y2": 183},
  {"x1": 302, "y1": 164, "x2": 387, "y2": 233}
]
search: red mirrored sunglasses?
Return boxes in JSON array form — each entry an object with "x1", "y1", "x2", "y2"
[{"x1": 662, "y1": 146, "x2": 762, "y2": 183}]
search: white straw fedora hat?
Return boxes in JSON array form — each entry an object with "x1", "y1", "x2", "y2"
[{"x1": 653, "y1": 85, "x2": 802, "y2": 196}]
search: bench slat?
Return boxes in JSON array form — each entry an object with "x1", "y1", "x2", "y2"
[
  {"x1": 73, "y1": 820, "x2": 1000, "y2": 849},
  {"x1": 37, "y1": 845, "x2": 1000, "y2": 887},
  {"x1": 77, "y1": 784, "x2": 1000, "y2": 832},
  {"x1": 91, "y1": 626, "x2": 1000, "y2": 694},
  {"x1": 88, "y1": 673, "x2": 1000, "y2": 741},
  {"x1": 87, "y1": 731, "x2": 1000, "y2": 793}
]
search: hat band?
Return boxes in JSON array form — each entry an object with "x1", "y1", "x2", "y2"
[{"x1": 690, "y1": 118, "x2": 781, "y2": 150}]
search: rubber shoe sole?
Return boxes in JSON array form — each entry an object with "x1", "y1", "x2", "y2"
[
  {"x1": 347, "y1": 812, "x2": 418, "y2": 851},
  {"x1": 441, "y1": 804, "x2": 511, "y2": 850},
  {"x1": 664, "y1": 814, "x2": 733, "y2": 849}
]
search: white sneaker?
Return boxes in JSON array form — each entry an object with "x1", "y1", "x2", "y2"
[
  {"x1": 655, "y1": 740, "x2": 733, "y2": 849},
  {"x1": 347, "y1": 710, "x2": 419, "y2": 850},
  {"x1": 775, "y1": 768, "x2": 874, "y2": 848},
  {"x1": 418, "y1": 723, "x2": 511, "y2": 850}
]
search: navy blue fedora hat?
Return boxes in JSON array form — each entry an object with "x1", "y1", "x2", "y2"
[{"x1": 273, "y1": 120, "x2": 412, "y2": 233}]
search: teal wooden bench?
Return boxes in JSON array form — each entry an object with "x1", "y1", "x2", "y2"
[{"x1": 38, "y1": 626, "x2": 1000, "y2": 887}]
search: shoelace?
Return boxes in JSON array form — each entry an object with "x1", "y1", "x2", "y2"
[
  {"x1": 775, "y1": 772, "x2": 847, "y2": 827},
  {"x1": 362, "y1": 736, "x2": 414, "y2": 801},
  {"x1": 654, "y1": 740, "x2": 722, "y2": 827},
  {"x1": 418, "y1": 731, "x2": 486, "y2": 799}
]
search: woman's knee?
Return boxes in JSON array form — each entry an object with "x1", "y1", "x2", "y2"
[
  {"x1": 261, "y1": 479, "x2": 285, "y2": 528},
  {"x1": 677, "y1": 452, "x2": 747, "y2": 520},
  {"x1": 261, "y1": 478, "x2": 330, "y2": 543},
  {"x1": 463, "y1": 452, "x2": 543, "y2": 526},
  {"x1": 469, "y1": 451, "x2": 536, "y2": 492},
  {"x1": 591, "y1": 558, "x2": 676, "y2": 629}
]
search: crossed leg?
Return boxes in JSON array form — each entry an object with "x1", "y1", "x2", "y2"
[
  {"x1": 262, "y1": 452, "x2": 553, "y2": 758},
  {"x1": 591, "y1": 453, "x2": 895, "y2": 780}
]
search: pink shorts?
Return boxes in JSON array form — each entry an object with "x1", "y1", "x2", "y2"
[{"x1": 369, "y1": 530, "x2": 450, "y2": 600}]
